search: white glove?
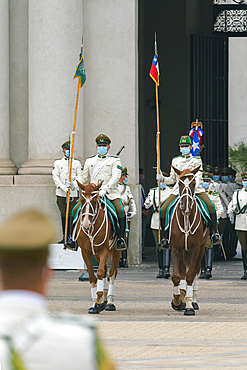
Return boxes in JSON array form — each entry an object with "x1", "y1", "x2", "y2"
[
  {"x1": 127, "y1": 211, "x2": 137, "y2": 219},
  {"x1": 99, "y1": 188, "x2": 107, "y2": 198},
  {"x1": 60, "y1": 184, "x2": 68, "y2": 193},
  {"x1": 65, "y1": 180, "x2": 75, "y2": 190},
  {"x1": 156, "y1": 171, "x2": 165, "y2": 182},
  {"x1": 144, "y1": 199, "x2": 152, "y2": 209}
]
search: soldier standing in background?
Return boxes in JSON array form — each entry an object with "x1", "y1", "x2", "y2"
[
  {"x1": 118, "y1": 167, "x2": 137, "y2": 267},
  {"x1": 144, "y1": 175, "x2": 171, "y2": 278},
  {"x1": 52, "y1": 141, "x2": 84, "y2": 247}
]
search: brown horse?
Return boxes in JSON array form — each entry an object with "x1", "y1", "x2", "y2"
[
  {"x1": 169, "y1": 166, "x2": 209, "y2": 315},
  {"x1": 74, "y1": 181, "x2": 121, "y2": 314}
]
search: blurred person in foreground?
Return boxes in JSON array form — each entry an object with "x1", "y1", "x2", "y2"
[{"x1": 0, "y1": 209, "x2": 115, "y2": 370}]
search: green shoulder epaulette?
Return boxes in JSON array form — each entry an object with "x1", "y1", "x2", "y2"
[
  {"x1": 207, "y1": 190, "x2": 218, "y2": 196},
  {"x1": 110, "y1": 155, "x2": 118, "y2": 158},
  {"x1": 87, "y1": 155, "x2": 96, "y2": 159},
  {"x1": 117, "y1": 165, "x2": 122, "y2": 170}
]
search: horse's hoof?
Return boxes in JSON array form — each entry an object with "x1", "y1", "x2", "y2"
[
  {"x1": 93, "y1": 301, "x2": 106, "y2": 313},
  {"x1": 192, "y1": 302, "x2": 199, "y2": 310},
  {"x1": 171, "y1": 299, "x2": 184, "y2": 311},
  {"x1": 105, "y1": 303, "x2": 116, "y2": 311},
  {"x1": 88, "y1": 307, "x2": 100, "y2": 314},
  {"x1": 184, "y1": 308, "x2": 195, "y2": 316}
]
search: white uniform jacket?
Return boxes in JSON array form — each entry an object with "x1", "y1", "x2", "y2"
[
  {"x1": 228, "y1": 188, "x2": 247, "y2": 231},
  {"x1": 0, "y1": 291, "x2": 97, "y2": 370},
  {"x1": 118, "y1": 183, "x2": 137, "y2": 219},
  {"x1": 145, "y1": 186, "x2": 171, "y2": 230},
  {"x1": 209, "y1": 181, "x2": 229, "y2": 219},
  {"x1": 52, "y1": 157, "x2": 83, "y2": 197},
  {"x1": 80, "y1": 154, "x2": 122, "y2": 200},
  {"x1": 162, "y1": 154, "x2": 204, "y2": 196},
  {"x1": 206, "y1": 190, "x2": 224, "y2": 220}
]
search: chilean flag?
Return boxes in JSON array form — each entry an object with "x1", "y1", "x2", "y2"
[{"x1": 149, "y1": 53, "x2": 159, "y2": 85}]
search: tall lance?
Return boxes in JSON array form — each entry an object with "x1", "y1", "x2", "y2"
[
  {"x1": 149, "y1": 32, "x2": 161, "y2": 243},
  {"x1": 64, "y1": 37, "x2": 86, "y2": 243}
]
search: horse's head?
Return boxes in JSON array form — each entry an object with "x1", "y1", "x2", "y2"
[
  {"x1": 172, "y1": 165, "x2": 201, "y2": 216},
  {"x1": 77, "y1": 180, "x2": 103, "y2": 231}
]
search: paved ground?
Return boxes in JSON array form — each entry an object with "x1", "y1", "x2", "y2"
[{"x1": 46, "y1": 248, "x2": 247, "y2": 369}]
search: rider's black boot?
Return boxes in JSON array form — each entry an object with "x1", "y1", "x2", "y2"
[
  {"x1": 156, "y1": 249, "x2": 164, "y2": 278},
  {"x1": 209, "y1": 212, "x2": 222, "y2": 245},
  {"x1": 159, "y1": 218, "x2": 170, "y2": 250},
  {"x1": 206, "y1": 248, "x2": 213, "y2": 279},
  {"x1": 116, "y1": 217, "x2": 127, "y2": 251},
  {"x1": 58, "y1": 216, "x2": 66, "y2": 244},
  {"x1": 164, "y1": 249, "x2": 171, "y2": 279},
  {"x1": 199, "y1": 253, "x2": 206, "y2": 279},
  {"x1": 241, "y1": 250, "x2": 247, "y2": 280}
]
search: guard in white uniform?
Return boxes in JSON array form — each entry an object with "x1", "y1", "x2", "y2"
[
  {"x1": 157, "y1": 135, "x2": 221, "y2": 249},
  {"x1": 145, "y1": 181, "x2": 171, "y2": 278},
  {"x1": 228, "y1": 172, "x2": 247, "y2": 280},
  {"x1": 52, "y1": 141, "x2": 84, "y2": 246},
  {"x1": 66, "y1": 134, "x2": 126, "y2": 251},
  {"x1": 199, "y1": 172, "x2": 224, "y2": 279},
  {"x1": 0, "y1": 210, "x2": 115, "y2": 370},
  {"x1": 117, "y1": 167, "x2": 137, "y2": 267}
]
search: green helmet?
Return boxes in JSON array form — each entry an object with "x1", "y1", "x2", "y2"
[{"x1": 179, "y1": 135, "x2": 191, "y2": 145}]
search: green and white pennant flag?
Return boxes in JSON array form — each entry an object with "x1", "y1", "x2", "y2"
[{"x1": 73, "y1": 57, "x2": 86, "y2": 88}]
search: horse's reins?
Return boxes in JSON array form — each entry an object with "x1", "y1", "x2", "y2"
[
  {"x1": 170, "y1": 173, "x2": 202, "y2": 251},
  {"x1": 72, "y1": 190, "x2": 116, "y2": 255}
]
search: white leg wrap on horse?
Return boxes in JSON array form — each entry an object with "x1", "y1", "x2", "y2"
[
  {"x1": 103, "y1": 277, "x2": 108, "y2": 290},
  {"x1": 173, "y1": 286, "x2": 180, "y2": 295},
  {"x1": 193, "y1": 278, "x2": 198, "y2": 291},
  {"x1": 179, "y1": 279, "x2": 186, "y2": 291},
  {"x1": 97, "y1": 279, "x2": 104, "y2": 292},
  {"x1": 109, "y1": 276, "x2": 115, "y2": 285},
  {"x1": 107, "y1": 283, "x2": 115, "y2": 297},
  {"x1": 91, "y1": 286, "x2": 97, "y2": 301},
  {"x1": 186, "y1": 285, "x2": 193, "y2": 298}
]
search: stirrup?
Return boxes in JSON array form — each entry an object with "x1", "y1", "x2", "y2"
[
  {"x1": 64, "y1": 237, "x2": 78, "y2": 251},
  {"x1": 158, "y1": 238, "x2": 170, "y2": 250},
  {"x1": 210, "y1": 232, "x2": 222, "y2": 246},
  {"x1": 116, "y1": 237, "x2": 126, "y2": 251}
]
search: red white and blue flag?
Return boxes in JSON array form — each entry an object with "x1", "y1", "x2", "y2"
[{"x1": 149, "y1": 53, "x2": 159, "y2": 85}]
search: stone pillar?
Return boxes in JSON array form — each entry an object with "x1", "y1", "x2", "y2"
[
  {"x1": 0, "y1": 0, "x2": 17, "y2": 175},
  {"x1": 19, "y1": 0, "x2": 84, "y2": 175}
]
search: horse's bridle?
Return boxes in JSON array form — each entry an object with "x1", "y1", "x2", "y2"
[
  {"x1": 171, "y1": 172, "x2": 202, "y2": 251},
  {"x1": 72, "y1": 190, "x2": 112, "y2": 255}
]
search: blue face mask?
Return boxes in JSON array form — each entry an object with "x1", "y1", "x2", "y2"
[
  {"x1": 180, "y1": 147, "x2": 190, "y2": 155},
  {"x1": 212, "y1": 175, "x2": 219, "y2": 181},
  {"x1": 65, "y1": 150, "x2": 70, "y2": 157},
  {"x1": 202, "y1": 182, "x2": 210, "y2": 189},
  {"x1": 243, "y1": 181, "x2": 247, "y2": 188},
  {"x1": 141, "y1": 175, "x2": 145, "y2": 180},
  {"x1": 229, "y1": 175, "x2": 233, "y2": 182},
  {"x1": 123, "y1": 178, "x2": 128, "y2": 184},
  {"x1": 221, "y1": 176, "x2": 228, "y2": 183},
  {"x1": 160, "y1": 183, "x2": 166, "y2": 189},
  {"x1": 97, "y1": 146, "x2": 108, "y2": 156}
]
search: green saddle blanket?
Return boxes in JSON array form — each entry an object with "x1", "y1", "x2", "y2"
[
  {"x1": 163, "y1": 195, "x2": 211, "y2": 232},
  {"x1": 72, "y1": 197, "x2": 122, "y2": 235}
]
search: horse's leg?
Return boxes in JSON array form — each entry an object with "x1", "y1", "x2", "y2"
[
  {"x1": 171, "y1": 245, "x2": 184, "y2": 310},
  {"x1": 192, "y1": 243, "x2": 206, "y2": 310},
  {"x1": 178, "y1": 253, "x2": 186, "y2": 310},
  {"x1": 78, "y1": 245, "x2": 98, "y2": 313},
  {"x1": 105, "y1": 247, "x2": 121, "y2": 311},
  {"x1": 94, "y1": 247, "x2": 109, "y2": 312},
  {"x1": 184, "y1": 248, "x2": 200, "y2": 316}
]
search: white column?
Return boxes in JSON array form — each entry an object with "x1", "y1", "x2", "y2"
[
  {"x1": 0, "y1": 0, "x2": 17, "y2": 175},
  {"x1": 19, "y1": 0, "x2": 84, "y2": 175}
]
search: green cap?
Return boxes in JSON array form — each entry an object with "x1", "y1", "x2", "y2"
[
  {"x1": 242, "y1": 172, "x2": 247, "y2": 180},
  {"x1": 179, "y1": 135, "x2": 191, "y2": 145},
  {"x1": 62, "y1": 141, "x2": 70, "y2": 149},
  {"x1": 122, "y1": 167, "x2": 128, "y2": 175},
  {"x1": 0, "y1": 210, "x2": 55, "y2": 253},
  {"x1": 95, "y1": 134, "x2": 111, "y2": 145},
  {"x1": 202, "y1": 172, "x2": 212, "y2": 180}
]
